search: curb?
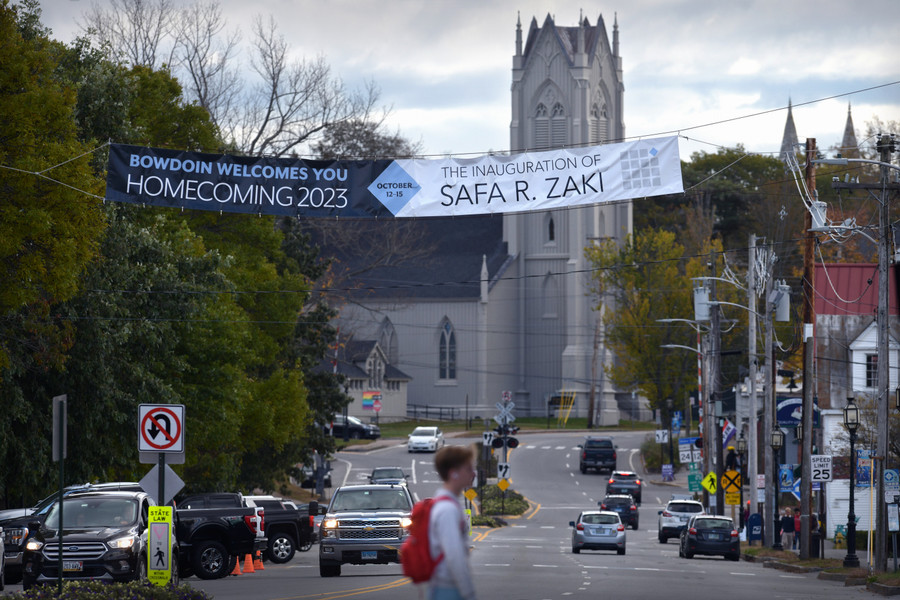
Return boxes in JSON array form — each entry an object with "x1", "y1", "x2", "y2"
[
  {"x1": 818, "y1": 572, "x2": 848, "y2": 582},
  {"x1": 741, "y1": 554, "x2": 773, "y2": 563},
  {"x1": 762, "y1": 560, "x2": 821, "y2": 573},
  {"x1": 868, "y1": 582, "x2": 900, "y2": 596}
]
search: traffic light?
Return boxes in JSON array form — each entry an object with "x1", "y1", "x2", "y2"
[
  {"x1": 694, "y1": 437, "x2": 703, "y2": 449},
  {"x1": 507, "y1": 437, "x2": 519, "y2": 449},
  {"x1": 491, "y1": 437, "x2": 505, "y2": 449}
]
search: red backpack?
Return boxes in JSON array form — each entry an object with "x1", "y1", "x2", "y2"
[{"x1": 400, "y1": 496, "x2": 455, "y2": 583}]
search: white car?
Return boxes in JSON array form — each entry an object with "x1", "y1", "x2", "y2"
[
  {"x1": 658, "y1": 498, "x2": 705, "y2": 543},
  {"x1": 407, "y1": 426, "x2": 445, "y2": 452}
]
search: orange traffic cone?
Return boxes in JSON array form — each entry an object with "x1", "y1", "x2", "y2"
[
  {"x1": 253, "y1": 551, "x2": 265, "y2": 571},
  {"x1": 230, "y1": 557, "x2": 242, "y2": 576},
  {"x1": 242, "y1": 553, "x2": 255, "y2": 574}
]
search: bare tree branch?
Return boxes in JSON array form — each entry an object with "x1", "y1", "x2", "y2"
[{"x1": 83, "y1": 0, "x2": 178, "y2": 68}]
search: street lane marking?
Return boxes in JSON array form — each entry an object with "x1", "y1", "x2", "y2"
[
  {"x1": 566, "y1": 463, "x2": 570, "y2": 468},
  {"x1": 555, "y1": 446, "x2": 566, "y2": 449},
  {"x1": 526, "y1": 545, "x2": 543, "y2": 548},
  {"x1": 575, "y1": 481, "x2": 580, "y2": 486},
  {"x1": 730, "y1": 572, "x2": 756, "y2": 576},
  {"x1": 634, "y1": 568, "x2": 659, "y2": 571},
  {"x1": 540, "y1": 526, "x2": 555, "y2": 529},
  {"x1": 541, "y1": 446, "x2": 551, "y2": 449},
  {"x1": 526, "y1": 445, "x2": 536, "y2": 448},
  {"x1": 533, "y1": 564, "x2": 558, "y2": 567},
  {"x1": 484, "y1": 563, "x2": 510, "y2": 567},
  {"x1": 410, "y1": 458, "x2": 418, "y2": 484},
  {"x1": 779, "y1": 575, "x2": 805, "y2": 578},
  {"x1": 270, "y1": 577, "x2": 410, "y2": 600},
  {"x1": 526, "y1": 503, "x2": 541, "y2": 520}
]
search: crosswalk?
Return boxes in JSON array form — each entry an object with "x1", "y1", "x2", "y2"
[{"x1": 519, "y1": 445, "x2": 638, "y2": 452}]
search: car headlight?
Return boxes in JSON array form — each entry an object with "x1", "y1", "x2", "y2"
[
  {"x1": 108, "y1": 535, "x2": 137, "y2": 549},
  {"x1": 25, "y1": 539, "x2": 43, "y2": 551},
  {"x1": 400, "y1": 517, "x2": 412, "y2": 528},
  {"x1": 323, "y1": 519, "x2": 338, "y2": 529},
  {"x1": 5, "y1": 527, "x2": 28, "y2": 545}
]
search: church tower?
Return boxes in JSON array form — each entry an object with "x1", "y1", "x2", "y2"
[
  {"x1": 780, "y1": 99, "x2": 799, "y2": 163},
  {"x1": 506, "y1": 13, "x2": 628, "y2": 424},
  {"x1": 840, "y1": 103, "x2": 860, "y2": 158}
]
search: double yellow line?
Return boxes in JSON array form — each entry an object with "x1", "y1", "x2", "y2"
[{"x1": 273, "y1": 577, "x2": 409, "y2": 600}]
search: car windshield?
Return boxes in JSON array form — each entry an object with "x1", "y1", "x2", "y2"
[
  {"x1": 330, "y1": 489, "x2": 410, "y2": 511},
  {"x1": 694, "y1": 518, "x2": 733, "y2": 530},
  {"x1": 411, "y1": 427, "x2": 436, "y2": 437},
  {"x1": 669, "y1": 502, "x2": 703, "y2": 513},
  {"x1": 581, "y1": 514, "x2": 619, "y2": 525},
  {"x1": 585, "y1": 440, "x2": 612, "y2": 449},
  {"x1": 45, "y1": 497, "x2": 138, "y2": 529},
  {"x1": 373, "y1": 468, "x2": 404, "y2": 479},
  {"x1": 348, "y1": 416, "x2": 363, "y2": 426},
  {"x1": 603, "y1": 497, "x2": 632, "y2": 506}
]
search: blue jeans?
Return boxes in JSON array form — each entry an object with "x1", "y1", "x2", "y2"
[{"x1": 429, "y1": 587, "x2": 466, "y2": 600}]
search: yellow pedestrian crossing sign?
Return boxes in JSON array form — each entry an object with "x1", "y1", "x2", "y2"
[
  {"x1": 148, "y1": 506, "x2": 173, "y2": 586},
  {"x1": 702, "y1": 472, "x2": 717, "y2": 494}
]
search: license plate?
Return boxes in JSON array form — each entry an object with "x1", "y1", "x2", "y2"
[
  {"x1": 709, "y1": 533, "x2": 721, "y2": 540},
  {"x1": 62, "y1": 561, "x2": 83, "y2": 572},
  {"x1": 679, "y1": 516, "x2": 689, "y2": 522},
  {"x1": 361, "y1": 551, "x2": 377, "y2": 561}
]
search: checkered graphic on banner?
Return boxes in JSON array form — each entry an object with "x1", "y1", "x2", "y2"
[{"x1": 620, "y1": 147, "x2": 662, "y2": 190}]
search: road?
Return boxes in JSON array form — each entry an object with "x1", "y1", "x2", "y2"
[{"x1": 2, "y1": 430, "x2": 872, "y2": 599}]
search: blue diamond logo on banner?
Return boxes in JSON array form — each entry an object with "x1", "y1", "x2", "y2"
[{"x1": 368, "y1": 162, "x2": 420, "y2": 215}]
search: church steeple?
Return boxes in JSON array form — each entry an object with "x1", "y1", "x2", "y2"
[
  {"x1": 613, "y1": 13, "x2": 619, "y2": 57},
  {"x1": 780, "y1": 98, "x2": 799, "y2": 163},
  {"x1": 840, "y1": 102, "x2": 860, "y2": 158},
  {"x1": 515, "y1": 12, "x2": 522, "y2": 57}
]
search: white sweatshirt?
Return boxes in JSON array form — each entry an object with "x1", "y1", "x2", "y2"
[{"x1": 428, "y1": 488, "x2": 476, "y2": 600}]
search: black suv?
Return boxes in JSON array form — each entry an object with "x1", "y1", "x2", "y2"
[
  {"x1": 599, "y1": 494, "x2": 639, "y2": 530},
  {"x1": 606, "y1": 471, "x2": 642, "y2": 504},
  {"x1": 22, "y1": 491, "x2": 176, "y2": 590},
  {"x1": 329, "y1": 415, "x2": 380, "y2": 440}
]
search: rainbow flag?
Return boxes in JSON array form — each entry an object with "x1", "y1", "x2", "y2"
[{"x1": 362, "y1": 391, "x2": 380, "y2": 410}]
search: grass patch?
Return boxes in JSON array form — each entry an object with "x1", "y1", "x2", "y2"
[
  {"x1": 480, "y1": 484, "x2": 529, "y2": 516},
  {"x1": 872, "y1": 572, "x2": 900, "y2": 586},
  {"x1": 472, "y1": 514, "x2": 504, "y2": 527},
  {"x1": 8, "y1": 581, "x2": 211, "y2": 599}
]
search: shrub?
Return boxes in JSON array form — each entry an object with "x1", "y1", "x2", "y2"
[
  {"x1": 480, "y1": 484, "x2": 529, "y2": 516},
  {"x1": 639, "y1": 433, "x2": 683, "y2": 473},
  {"x1": 8, "y1": 581, "x2": 212, "y2": 600}
]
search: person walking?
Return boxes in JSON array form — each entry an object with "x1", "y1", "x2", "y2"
[
  {"x1": 792, "y1": 509, "x2": 801, "y2": 550},
  {"x1": 428, "y1": 445, "x2": 478, "y2": 600},
  {"x1": 780, "y1": 508, "x2": 795, "y2": 550}
]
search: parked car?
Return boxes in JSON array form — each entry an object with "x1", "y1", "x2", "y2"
[
  {"x1": 606, "y1": 471, "x2": 642, "y2": 504},
  {"x1": 244, "y1": 495, "x2": 313, "y2": 562},
  {"x1": 368, "y1": 467, "x2": 408, "y2": 486},
  {"x1": 21, "y1": 491, "x2": 176, "y2": 590},
  {"x1": 318, "y1": 484, "x2": 413, "y2": 577},
  {"x1": 298, "y1": 503, "x2": 328, "y2": 543},
  {"x1": 407, "y1": 427, "x2": 445, "y2": 453},
  {"x1": 599, "y1": 494, "x2": 639, "y2": 530},
  {"x1": 173, "y1": 492, "x2": 266, "y2": 579},
  {"x1": 569, "y1": 510, "x2": 626, "y2": 555},
  {"x1": 578, "y1": 437, "x2": 617, "y2": 474},
  {"x1": 330, "y1": 415, "x2": 380, "y2": 440},
  {"x1": 679, "y1": 515, "x2": 740, "y2": 561},
  {"x1": 300, "y1": 463, "x2": 333, "y2": 489},
  {"x1": 657, "y1": 498, "x2": 705, "y2": 543},
  {"x1": 2, "y1": 482, "x2": 142, "y2": 584}
]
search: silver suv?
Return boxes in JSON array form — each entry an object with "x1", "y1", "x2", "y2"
[
  {"x1": 318, "y1": 485, "x2": 413, "y2": 577},
  {"x1": 657, "y1": 498, "x2": 704, "y2": 543}
]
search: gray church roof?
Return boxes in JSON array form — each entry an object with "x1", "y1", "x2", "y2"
[
  {"x1": 840, "y1": 103, "x2": 860, "y2": 158},
  {"x1": 315, "y1": 216, "x2": 510, "y2": 300},
  {"x1": 314, "y1": 339, "x2": 412, "y2": 380},
  {"x1": 780, "y1": 99, "x2": 799, "y2": 162},
  {"x1": 523, "y1": 13, "x2": 611, "y2": 67}
]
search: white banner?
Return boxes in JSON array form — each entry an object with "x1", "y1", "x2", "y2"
[{"x1": 392, "y1": 136, "x2": 683, "y2": 217}]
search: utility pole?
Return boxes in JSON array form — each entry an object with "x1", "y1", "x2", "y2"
[
  {"x1": 748, "y1": 234, "x2": 759, "y2": 518},
  {"x1": 800, "y1": 138, "x2": 816, "y2": 559},
  {"x1": 763, "y1": 248, "x2": 776, "y2": 547},
  {"x1": 826, "y1": 133, "x2": 899, "y2": 571},
  {"x1": 710, "y1": 250, "x2": 724, "y2": 515}
]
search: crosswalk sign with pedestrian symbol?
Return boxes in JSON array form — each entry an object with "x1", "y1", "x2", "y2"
[
  {"x1": 148, "y1": 506, "x2": 173, "y2": 586},
  {"x1": 701, "y1": 472, "x2": 717, "y2": 494}
]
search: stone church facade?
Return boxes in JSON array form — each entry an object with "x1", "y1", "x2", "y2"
[{"x1": 333, "y1": 14, "x2": 632, "y2": 423}]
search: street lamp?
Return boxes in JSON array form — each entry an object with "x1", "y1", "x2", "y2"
[
  {"x1": 737, "y1": 433, "x2": 747, "y2": 529},
  {"x1": 771, "y1": 427, "x2": 785, "y2": 550},
  {"x1": 843, "y1": 397, "x2": 861, "y2": 568}
]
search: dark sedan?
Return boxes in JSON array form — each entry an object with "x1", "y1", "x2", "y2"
[
  {"x1": 606, "y1": 471, "x2": 642, "y2": 504},
  {"x1": 599, "y1": 494, "x2": 639, "y2": 530},
  {"x1": 679, "y1": 515, "x2": 740, "y2": 561}
]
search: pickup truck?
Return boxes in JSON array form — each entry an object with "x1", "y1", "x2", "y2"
[
  {"x1": 243, "y1": 495, "x2": 312, "y2": 563},
  {"x1": 175, "y1": 493, "x2": 266, "y2": 579},
  {"x1": 318, "y1": 484, "x2": 413, "y2": 577},
  {"x1": 578, "y1": 437, "x2": 617, "y2": 474},
  {"x1": 21, "y1": 491, "x2": 177, "y2": 590}
]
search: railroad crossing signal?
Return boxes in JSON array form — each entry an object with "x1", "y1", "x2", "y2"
[
  {"x1": 701, "y1": 471, "x2": 717, "y2": 494},
  {"x1": 721, "y1": 470, "x2": 741, "y2": 493}
]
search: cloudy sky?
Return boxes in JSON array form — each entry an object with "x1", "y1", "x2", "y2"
[{"x1": 40, "y1": 0, "x2": 899, "y2": 161}]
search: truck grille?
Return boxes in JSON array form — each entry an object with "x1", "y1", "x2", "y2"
[
  {"x1": 43, "y1": 542, "x2": 107, "y2": 561},
  {"x1": 336, "y1": 518, "x2": 403, "y2": 540},
  {"x1": 340, "y1": 528, "x2": 401, "y2": 540},
  {"x1": 339, "y1": 519, "x2": 401, "y2": 528}
]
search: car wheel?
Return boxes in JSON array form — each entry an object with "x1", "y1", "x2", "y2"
[
  {"x1": 572, "y1": 547, "x2": 580, "y2": 554},
  {"x1": 684, "y1": 550, "x2": 694, "y2": 559},
  {"x1": 193, "y1": 540, "x2": 231, "y2": 580},
  {"x1": 170, "y1": 554, "x2": 180, "y2": 587},
  {"x1": 727, "y1": 553, "x2": 740, "y2": 562},
  {"x1": 267, "y1": 533, "x2": 296, "y2": 564},
  {"x1": 136, "y1": 553, "x2": 148, "y2": 581},
  {"x1": 658, "y1": 533, "x2": 666, "y2": 543},
  {"x1": 580, "y1": 466, "x2": 586, "y2": 474},
  {"x1": 298, "y1": 538, "x2": 313, "y2": 552},
  {"x1": 320, "y1": 562, "x2": 341, "y2": 577},
  {"x1": 617, "y1": 547, "x2": 626, "y2": 556},
  {"x1": 0, "y1": 563, "x2": 5, "y2": 591},
  {"x1": 632, "y1": 522, "x2": 639, "y2": 530}
]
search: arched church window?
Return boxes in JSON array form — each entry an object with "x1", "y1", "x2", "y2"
[
  {"x1": 438, "y1": 319, "x2": 456, "y2": 380},
  {"x1": 545, "y1": 212, "x2": 556, "y2": 244},
  {"x1": 534, "y1": 103, "x2": 549, "y2": 149},
  {"x1": 379, "y1": 318, "x2": 398, "y2": 364},
  {"x1": 551, "y1": 102, "x2": 567, "y2": 147},
  {"x1": 542, "y1": 273, "x2": 559, "y2": 318}
]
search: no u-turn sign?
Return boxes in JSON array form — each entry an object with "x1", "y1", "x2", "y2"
[{"x1": 139, "y1": 404, "x2": 185, "y2": 453}]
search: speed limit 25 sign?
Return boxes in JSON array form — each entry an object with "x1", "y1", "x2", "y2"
[{"x1": 810, "y1": 455, "x2": 833, "y2": 482}]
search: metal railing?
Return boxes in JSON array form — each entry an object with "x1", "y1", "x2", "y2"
[{"x1": 406, "y1": 404, "x2": 461, "y2": 421}]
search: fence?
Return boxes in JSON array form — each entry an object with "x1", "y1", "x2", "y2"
[{"x1": 406, "y1": 404, "x2": 462, "y2": 421}]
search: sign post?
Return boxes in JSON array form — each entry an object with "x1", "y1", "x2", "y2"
[
  {"x1": 52, "y1": 394, "x2": 67, "y2": 597},
  {"x1": 148, "y1": 506, "x2": 174, "y2": 586}
]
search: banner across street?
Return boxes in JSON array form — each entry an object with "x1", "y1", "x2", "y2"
[{"x1": 105, "y1": 137, "x2": 683, "y2": 218}]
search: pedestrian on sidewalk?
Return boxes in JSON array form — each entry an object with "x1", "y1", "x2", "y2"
[
  {"x1": 780, "y1": 508, "x2": 795, "y2": 550},
  {"x1": 792, "y1": 509, "x2": 801, "y2": 550},
  {"x1": 429, "y1": 445, "x2": 478, "y2": 600}
]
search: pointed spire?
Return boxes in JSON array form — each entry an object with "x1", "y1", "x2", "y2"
[
  {"x1": 515, "y1": 11, "x2": 522, "y2": 56},
  {"x1": 841, "y1": 102, "x2": 860, "y2": 158},
  {"x1": 780, "y1": 98, "x2": 799, "y2": 163},
  {"x1": 613, "y1": 12, "x2": 619, "y2": 57}
]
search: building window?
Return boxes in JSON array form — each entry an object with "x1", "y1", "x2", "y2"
[
  {"x1": 534, "y1": 103, "x2": 549, "y2": 149},
  {"x1": 439, "y1": 319, "x2": 456, "y2": 380},
  {"x1": 542, "y1": 273, "x2": 559, "y2": 318},
  {"x1": 866, "y1": 354, "x2": 878, "y2": 388},
  {"x1": 547, "y1": 214, "x2": 555, "y2": 242},
  {"x1": 591, "y1": 103, "x2": 608, "y2": 143},
  {"x1": 551, "y1": 102, "x2": 567, "y2": 147}
]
